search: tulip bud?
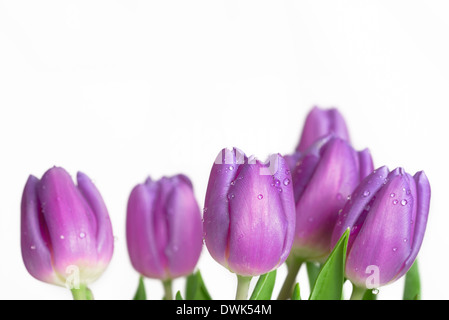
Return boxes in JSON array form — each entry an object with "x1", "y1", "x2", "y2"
[
  {"x1": 126, "y1": 174, "x2": 202, "y2": 280},
  {"x1": 296, "y1": 106, "x2": 351, "y2": 152},
  {"x1": 21, "y1": 167, "x2": 114, "y2": 287},
  {"x1": 203, "y1": 148, "x2": 296, "y2": 277},
  {"x1": 331, "y1": 166, "x2": 431, "y2": 289},
  {"x1": 290, "y1": 136, "x2": 374, "y2": 261}
]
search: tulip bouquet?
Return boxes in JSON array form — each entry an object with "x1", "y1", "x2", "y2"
[{"x1": 20, "y1": 106, "x2": 430, "y2": 300}]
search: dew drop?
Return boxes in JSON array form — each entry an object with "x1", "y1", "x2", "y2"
[
  {"x1": 278, "y1": 188, "x2": 282, "y2": 193},
  {"x1": 390, "y1": 193, "x2": 395, "y2": 198},
  {"x1": 230, "y1": 180, "x2": 235, "y2": 186},
  {"x1": 283, "y1": 178, "x2": 290, "y2": 186},
  {"x1": 392, "y1": 247, "x2": 398, "y2": 252},
  {"x1": 203, "y1": 207, "x2": 208, "y2": 214},
  {"x1": 406, "y1": 189, "x2": 411, "y2": 195},
  {"x1": 347, "y1": 195, "x2": 352, "y2": 200},
  {"x1": 285, "y1": 170, "x2": 291, "y2": 175},
  {"x1": 60, "y1": 235, "x2": 65, "y2": 240},
  {"x1": 403, "y1": 238, "x2": 408, "y2": 243},
  {"x1": 372, "y1": 288, "x2": 379, "y2": 295},
  {"x1": 227, "y1": 193, "x2": 235, "y2": 200},
  {"x1": 363, "y1": 190, "x2": 370, "y2": 197},
  {"x1": 257, "y1": 194, "x2": 263, "y2": 200},
  {"x1": 229, "y1": 166, "x2": 234, "y2": 171},
  {"x1": 79, "y1": 232, "x2": 86, "y2": 239},
  {"x1": 401, "y1": 199, "x2": 407, "y2": 206},
  {"x1": 30, "y1": 245, "x2": 36, "y2": 250},
  {"x1": 392, "y1": 200, "x2": 399, "y2": 205},
  {"x1": 274, "y1": 179, "x2": 281, "y2": 187}
]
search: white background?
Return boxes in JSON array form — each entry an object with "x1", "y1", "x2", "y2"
[{"x1": 0, "y1": 1, "x2": 448, "y2": 300}]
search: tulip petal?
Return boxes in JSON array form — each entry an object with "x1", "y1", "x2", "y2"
[
  {"x1": 37, "y1": 167, "x2": 99, "y2": 279},
  {"x1": 293, "y1": 138, "x2": 360, "y2": 260},
  {"x1": 357, "y1": 148, "x2": 374, "y2": 180},
  {"x1": 21, "y1": 175, "x2": 63, "y2": 285},
  {"x1": 204, "y1": 148, "x2": 247, "y2": 267},
  {"x1": 77, "y1": 172, "x2": 114, "y2": 265},
  {"x1": 331, "y1": 166, "x2": 390, "y2": 252},
  {"x1": 164, "y1": 175, "x2": 203, "y2": 278},
  {"x1": 126, "y1": 183, "x2": 166, "y2": 278},
  {"x1": 226, "y1": 156, "x2": 293, "y2": 276},
  {"x1": 396, "y1": 171, "x2": 431, "y2": 279},
  {"x1": 296, "y1": 107, "x2": 350, "y2": 152}
]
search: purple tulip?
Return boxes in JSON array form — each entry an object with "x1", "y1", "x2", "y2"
[
  {"x1": 296, "y1": 106, "x2": 351, "y2": 152},
  {"x1": 203, "y1": 148, "x2": 296, "y2": 277},
  {"x1": 126, "y1": 174, "x2": 203, "y2": 280},
  {"x1": 331, "y1": 166, "x2": 431, "y2": 288},
  {"x1": 21, "y1": 167, "x2": 114, "y2": 286},
  {"x1": 290, "y1": 136, "x2": 374, "y2": 261}
]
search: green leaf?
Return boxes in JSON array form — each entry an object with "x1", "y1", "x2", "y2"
[
  {"x1": 133, "y1": 276, "x2": 147, "y2": 300},
  {"x1": 291, "y1": 283, "x2": 301, "y2": 300},
  {"x1": 306, "y1": 262, "x2": 321, "y2": 291},
  {"x1": 403, "y1": 259, "x2": 421, "y2": 300},
  {"x1": 176, "y1": 291, "x2": 184, "y2": 300},
  {"x1": 309, "y1": 228, "x2": 350, "y2": 300},
  {"x1": 185, "y1": 270, "x2": 212, "y2": 300},
  {"x1": 249, "y1": 270, "x2": 277, "y2": 300}
]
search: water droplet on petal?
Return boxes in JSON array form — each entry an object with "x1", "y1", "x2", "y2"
[
  {"x1": 30, "y1": 245, "x2": 36, "y2": 250},
  {"x1": 257, "y1": 194, "x2": 263, "y2": 200},
  {"x1": 283, "y1": 178, "x2": 290, "y2": 186},
  {"x1": 274, "y1": 179, "x2": 280, "y2": 187},
  {"x1": 227, "y1": 193, "x2": 235, "y2": 200},
  {"x1": 392, "y1": 247, "x2": 398, "y2": 252},
  {"x1": 278, "y1": 188, "x2": 282, "y2": 193},
  {"x1": 229, "y1": 166, "x2": 234, "y2": 171},
  {"x1": 406, "y1": 189, "x2": 411, "y2": 195},
  {"x1": 79, "y1": 232, "x2": 86, "y2": 239},
  {"x1": 60, "y1": 235, "x2": 65, "y2": 240},
  {"x1": 390, "y1": 193, "x2": 395, "y2": 198},
  {"x1": 372, "y1": 288, "x2": 379, "y2": 295},
  {"x1": 393, "y1": 200, "x2": 399, "y2": 205},
  {"x1": 401, "y1": 199, "x2": 407, "y2": 206},
  {"x1": 363, "y1": 190, "x2": 370, "y2": 197}
]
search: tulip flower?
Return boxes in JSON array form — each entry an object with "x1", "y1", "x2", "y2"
[
  {"x1": 203, "y1": 148, "x2": 296, "y2": 299},
  {"x1": 296, "y1": 106, "x2": 350, "y2": 152},
  {"x1": 277, "y1": 136, "x2": 373, "y2": 299},
  {"x1": 126, "y1": 174, "x2": 203, "y2": 300},
  {"x1": 21, "y1": 167, "x2": 114, "y2": 300},
  {"x1": 331, "y1": 166, "x2": 431, "y2": 298},
  {"x1": 291, "y1": 136, "x2": 374, "y2": 261}
]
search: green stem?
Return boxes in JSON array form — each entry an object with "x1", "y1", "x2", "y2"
[
  {"x1": 277, "y1": 259, "x2": 303, "y2": 300},
  {"x1": 162, "y1": 279, "x2": 173, "y2": 300},
  {"x1": 71, "y1": 284, "x2": 94, "y2": 300},
  {"x1": 235, "y1": 275, "x2": 252, "y2": 300},
  {"x1": 350, "y1": 284, "x2": 366, "y2": 300}
]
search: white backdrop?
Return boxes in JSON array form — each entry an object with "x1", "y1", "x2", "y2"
[{"x1": 0, "y1": 1, "x2": 448, "y2": 300}]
